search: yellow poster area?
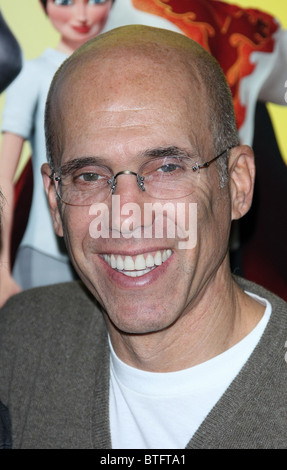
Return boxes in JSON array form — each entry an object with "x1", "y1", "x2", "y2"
[
  {"x1": 0, "y1": 0, "x2": 286, "y2": 182},
  {"x1": 223, "y1": 0, "x2": 287, "y2": 165}
]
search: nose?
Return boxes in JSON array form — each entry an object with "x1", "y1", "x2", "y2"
[
  {"x1": 75, "y1": 1, "x2": 88, "y2": 23},
  {"x1": 109, "y1": 172, "x2": 147, "y2": 237},
  {"x1": 111, "y1": 170, "x2": 145, "y2": 195},
  {"x1": 111, "y1": 171, "x2": 145, "y2": 205}
]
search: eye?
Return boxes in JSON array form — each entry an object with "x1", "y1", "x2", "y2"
[
  {"x1": 141, "y1": 157, "x2": 187, "y2": 180},
  {"x1": 53, "y1": 0, "x2": 73, "y2": 5},
  {"x1": 157, "y1": 162, "x2": 181, "y2": 173},
  {"x1": 75, "y1": 172, "x2": 106, "y2": 183},
  {"x1": 88, "y1": 0, "x2": 109, "y2": 4},
  {"x1": 81, "y1": 173, "x2": 98, "y2": 182},
  {"x1": 154, "y1": 158, "x2": 186, "y2": 176}
]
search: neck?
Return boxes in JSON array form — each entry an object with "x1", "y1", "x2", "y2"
[
  {"x1": 108, "y1": 271, "x2": 265, "y2": 372},
  {"x1": 56, "y1": 38, "x2": 84, "y2": 56}
]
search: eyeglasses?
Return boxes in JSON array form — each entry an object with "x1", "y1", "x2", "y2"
[{"x1": 49, "y1": 147, "x2": 232, "y2": 206}]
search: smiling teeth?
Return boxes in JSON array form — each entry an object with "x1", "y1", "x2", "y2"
[{"x1": 103, "y1": 249, "x2": 172, "y2": 276}]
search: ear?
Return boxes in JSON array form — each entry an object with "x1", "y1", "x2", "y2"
[
  {"x1": 228, "y1": 145, "x2": 255, "y2": 221},
  {"x1": 41, "y1": 163, "x2": 64, "y2": 237}
]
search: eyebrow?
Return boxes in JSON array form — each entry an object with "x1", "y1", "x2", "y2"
[
  {"x1": 140, "y1": 146, "x2": 197, "y2": 160},
  {"x1": 59, "y1": 157, "x2": 110, "y2": 176},
  {"x1": 58, "y1": 146, "x2": 197, "y2": 175}
]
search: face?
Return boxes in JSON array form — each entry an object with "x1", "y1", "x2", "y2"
[
  {"x1": 45, "y1": 0, "x2": 113, "y2": 50},
  {"x1": 44, "y1": 52, "x2": 234, "y2": 339}
]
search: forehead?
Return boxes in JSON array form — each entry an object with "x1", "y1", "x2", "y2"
[{"x1": 56, "y1": 49, "x2": 210, "y2": 164}]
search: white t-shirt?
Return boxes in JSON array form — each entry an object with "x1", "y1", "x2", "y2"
[{"x1": 109, "y1": 292, "x2": 271, "y2": 449}]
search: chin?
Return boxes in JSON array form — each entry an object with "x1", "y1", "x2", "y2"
[{"x1": 103, "y1": 298, "x2": 179, "y2": 336}]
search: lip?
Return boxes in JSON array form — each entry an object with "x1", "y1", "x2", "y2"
[
  {"x1": 98, "y1": 248, "x2": 173, "y2": 289},
  {"x1": 72, "y1": 25, "x2": 91, "y2": 34}
]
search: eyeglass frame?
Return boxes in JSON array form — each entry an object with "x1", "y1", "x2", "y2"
[{"x1": 49, "y1": 146, "x2": 234, "y2": 205}]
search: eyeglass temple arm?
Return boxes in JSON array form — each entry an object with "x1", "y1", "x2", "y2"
[
  {"x1": 49, "y1": 171, "x2": 61, "y2": 182},
  {"x1": 192, "y1": 147, "x2": 234, "y2": 172}
]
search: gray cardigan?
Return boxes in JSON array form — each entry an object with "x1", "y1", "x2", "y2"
[{"x1": 0, "y1": 277, "x2": 286, "y2": 449}]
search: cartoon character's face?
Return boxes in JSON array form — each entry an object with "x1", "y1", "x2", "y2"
[{"x1": 46, "y1": 0, "x2": 113, "y2": 51}]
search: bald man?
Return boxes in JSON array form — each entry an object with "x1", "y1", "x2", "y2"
[{"x1": 1, "y1": 26, "x2": 286, "y2": 450}]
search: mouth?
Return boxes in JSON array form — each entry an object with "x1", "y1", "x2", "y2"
[
  {"x1": 101, "y1": 249, "x2": 173, "y2": 278},
  {"x1": 72, "y1": 25, "x2": 91, "y2": 34}
]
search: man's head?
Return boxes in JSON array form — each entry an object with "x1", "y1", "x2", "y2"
[{"x1": 42, "y1": 25, "x2": 255, "y2": 339}]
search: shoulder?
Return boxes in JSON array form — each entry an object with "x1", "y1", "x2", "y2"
[
  {"x1": 0, "y1": 281, "x2": 104, "y2": 345},
  {"x1": 5, "y1": 49, "x2": 65, "y2": 93},
  {"x1": 3, "y1": 55, "x2": 44, "y2": 101},
  {"x1": 9, "y1": 54, "x2": 44, "y2": 82},
  {"x1": 0, "y1": 282, "x2": 109, "y2": 446},
  {"x1": 235, "y1": 275, "x2": 287, "y2": 310},
  {"x1": 1, "y1": 279, "x2": 93, "y2": 307},
  {"x1": 234, "y1": 276, "x2": 287, "y2": 338},
  {"x1": 34, "y1": 48, "x2": 67, "y2": 70},
  {"x1": 23, "y1": 49, "x2": 65, "y2": 70}
]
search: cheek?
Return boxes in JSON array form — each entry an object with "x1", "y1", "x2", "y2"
[
  {"x1": 168, "y1": 200, "x2": 198, "y2": 251},
  {"x1": 47, "y1": 6, "x2": 71, "y2": 28},
  {"x1": 196, "y1": 183, "x2": 231, "y2": 251},
  {"x1": 184, "y1": 177, "x2": 230, "y2": 234},
  {"x1": 61, "y1": 207, "x2": 92, "y2": 256},
  {"x1": 89, "y1": 5, "x2": 112, "y2": 26}
]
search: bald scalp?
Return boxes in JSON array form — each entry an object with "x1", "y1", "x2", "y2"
[
  {"x1": 50, "y1": 25, "x2": 205, "y2": 108},
  {"x1": 45, "y1": 25, "x2": 239, "y2": 174},
  {"x1": 55, "y1": 24, "x2": 205, "y2": 74}
]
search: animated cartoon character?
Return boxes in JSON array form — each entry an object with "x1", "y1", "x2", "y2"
[{"x1": 0, "y1": 0, "x2": 114, "y2": 306}]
